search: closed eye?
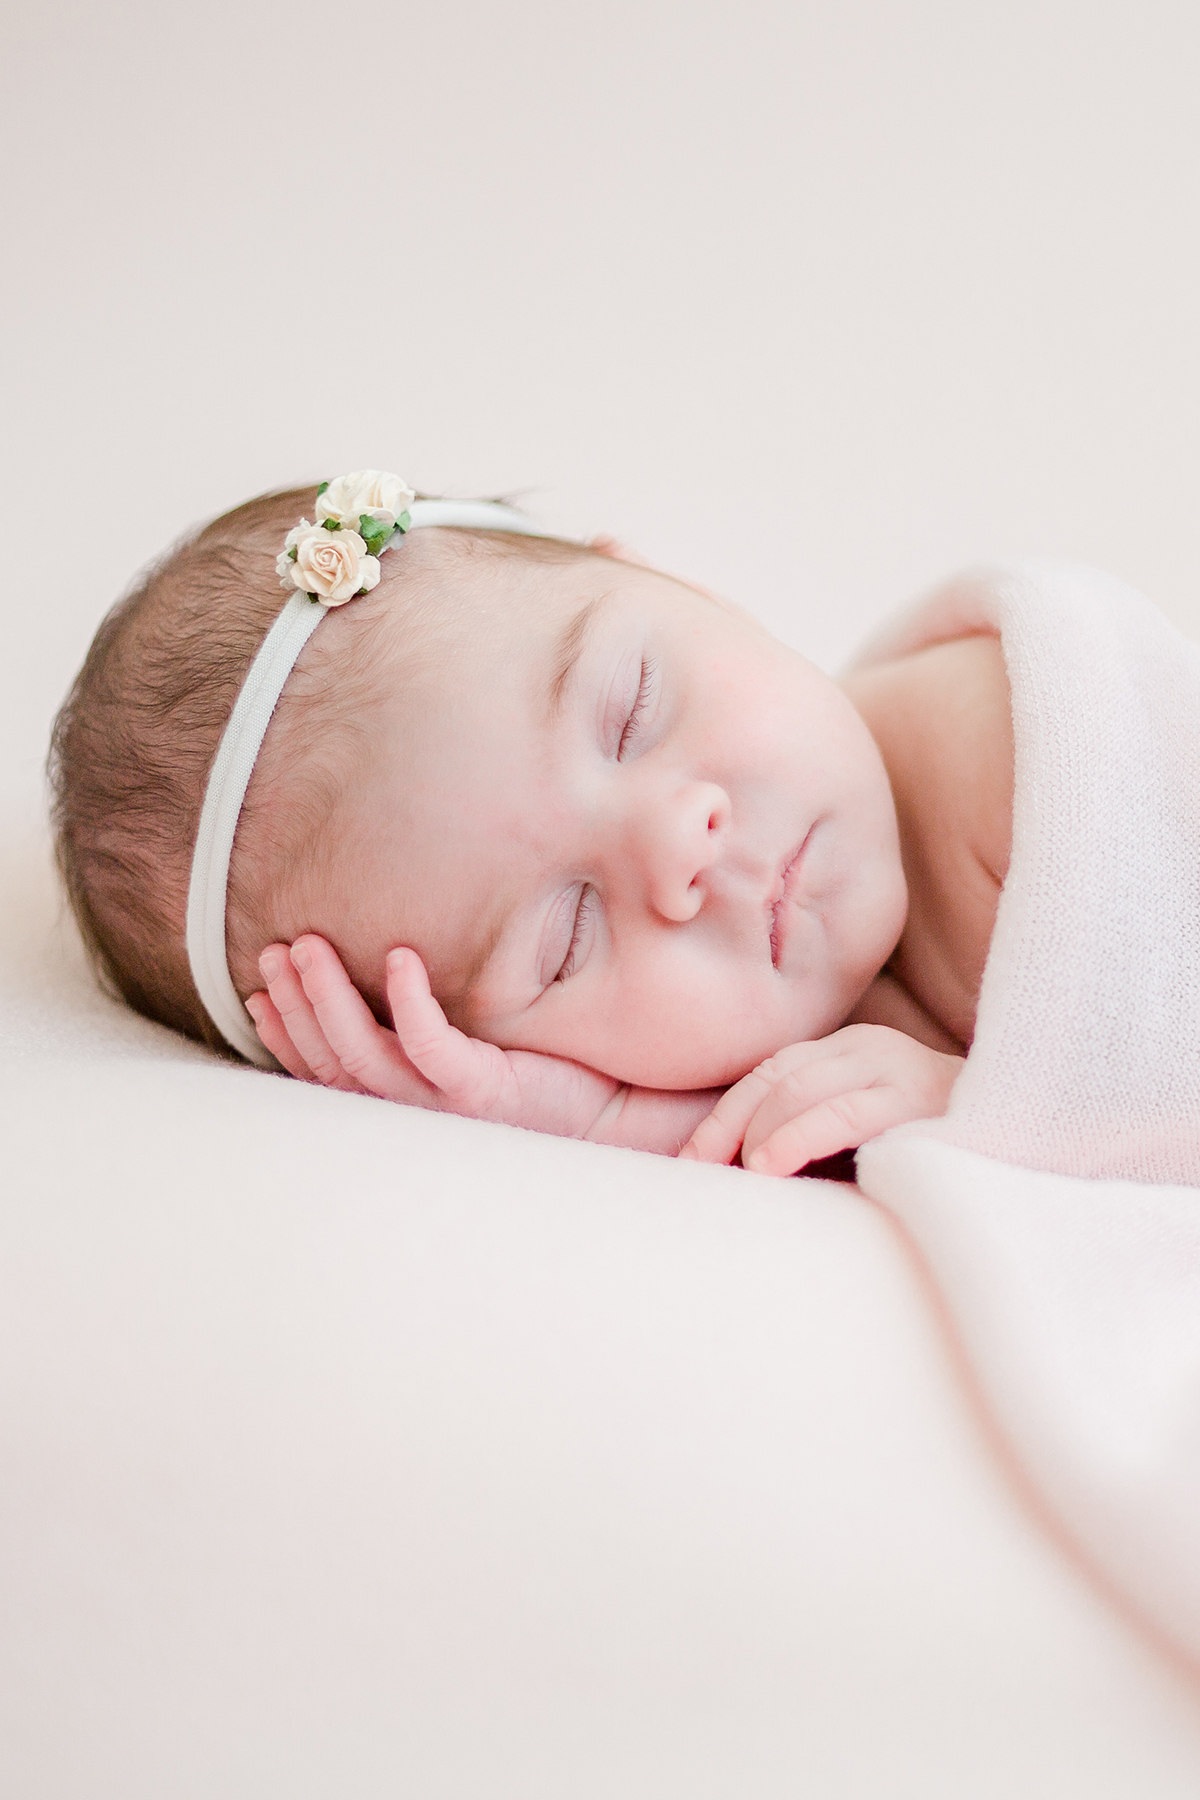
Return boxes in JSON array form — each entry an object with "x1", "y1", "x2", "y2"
[
  {"x1": 618, "y1": 657, "x2": 659, "y2": 758},
  {"x1": 555, "y1": 885, "x2": 595, "y2": 983}
]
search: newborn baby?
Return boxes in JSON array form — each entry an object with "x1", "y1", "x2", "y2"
[{"x1": 50, "y1": 475, "x2": 1012, "y2": 1175}]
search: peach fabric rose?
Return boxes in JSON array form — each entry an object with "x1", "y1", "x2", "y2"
[{"x1": 290, "y1": 525, "x2": 381, "y2": 605}]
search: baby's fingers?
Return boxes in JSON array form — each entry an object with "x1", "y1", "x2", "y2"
[
  {"x1": 744, "y1": 1086, "x2": 909, "y2": 1178},
  {"x1": 682, "y1": 1050, "x2": 873, "y2": 1164},
  {"x1": 245, "y1": 989, "x2": 314, "y2": 1080},
  {"x1": 258, "y1": 942, "x2": 366, "y2": 1093},
  {"x1": 681, "y1": 1068, "x2": 776, "y2": 1163},
  {"x1": 288, "y1": 936, "x2": 440, "y2": 1106},
  {"x1": 385, "y1": 950, "x2": 512, "y2": 1117}
]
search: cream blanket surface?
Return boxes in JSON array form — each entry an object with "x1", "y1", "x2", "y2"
[{"x1": 853, "y1": 561, "x2": 1200, "y2": 1666}]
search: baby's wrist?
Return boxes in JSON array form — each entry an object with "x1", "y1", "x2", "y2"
[{"x1": 583, "y1": 1082, "x2": 632, "y2": 1145}]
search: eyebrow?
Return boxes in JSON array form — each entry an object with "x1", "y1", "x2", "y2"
[{"x1": 545, "y1": 594, "x2": 609, "y2": 719}]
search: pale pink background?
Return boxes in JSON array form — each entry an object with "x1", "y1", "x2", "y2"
[{"x1": 8, "y1": 0, "x2": 1200, "y2": 828}]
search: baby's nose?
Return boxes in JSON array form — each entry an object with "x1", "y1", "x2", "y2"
[{"x1": 644, "y1": 781, "x2": 731, "y2": 922}]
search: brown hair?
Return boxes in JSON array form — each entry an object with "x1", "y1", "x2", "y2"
[{"x1": 48, "y1": 486, "x2": 600, "y2": 1053}]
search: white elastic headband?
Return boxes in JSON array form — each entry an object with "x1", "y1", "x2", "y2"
[{"x1": 185, "y1": 494, "x2": 560, "y2": 1064}]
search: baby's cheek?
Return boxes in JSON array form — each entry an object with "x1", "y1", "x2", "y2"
[
  {"x1": 485, "y1": 952, "x2": 813, "y2": 1090},
  {"x1": 581, "y1": 973, "x2": 791, "y2": 1090}
]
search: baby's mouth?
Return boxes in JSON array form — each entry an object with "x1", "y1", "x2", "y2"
[{"x1": 769, "y1": 829, "x2": 815, "y2": 969}]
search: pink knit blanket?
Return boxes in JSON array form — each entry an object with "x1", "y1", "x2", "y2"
[{"x1": 855, "y1": 563, "x2": 1200, "y2": 1669}]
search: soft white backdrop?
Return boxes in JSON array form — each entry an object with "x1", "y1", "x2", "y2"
[
  {"x1": 8, "y1": 3, "x2": 1200, "y2": 1793},
  {"x1": 7, "y1": 0, "x2": 1200, "y2": 828}
]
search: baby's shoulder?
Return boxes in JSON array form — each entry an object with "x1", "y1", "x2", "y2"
[
  {"x1": 842, "y1": 632, "x2": 1013, "y2": 1046},
  {"x1": 842, "y1": 631, "x2": 1012, "y2": 884}
]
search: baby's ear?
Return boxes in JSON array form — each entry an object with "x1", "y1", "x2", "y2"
[{"x1": 588, "y1": 534, "x2": 653, "y2": 568}]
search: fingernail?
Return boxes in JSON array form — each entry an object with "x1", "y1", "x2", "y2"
[
  {"x1": 677, "y1": 1143, "x2": 698, "y2": 1160},
  {"x1": 245, "y1": 995, "x2": 263, "y2": 1024},
  {"x1": 259, "y1": 951, "x2": 280, "y2": 983},
  {"x1": 291, "y1": 943, "x2": 312, "y2": 974}
]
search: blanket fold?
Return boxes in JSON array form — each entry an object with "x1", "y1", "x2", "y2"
[{"x1": 854, "y1": 563, "x2": 1200, "y2": 1666}]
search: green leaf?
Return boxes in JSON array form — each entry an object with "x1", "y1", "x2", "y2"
[
  {"x1": 358, "y1": 514, "x2": 394, "y2": 556},
  {"x1": 316, "y1": 480, "x2": 329, "y2": 497},
  {"x1": 324, "y1": 519, "x2": 341, "y2": 531},
  {"x1": 397, "y1": 509, "x2": 411, "y2": 533},
  {"x1": 287, "y1": 545, "x2": 298, "y2": 560}
]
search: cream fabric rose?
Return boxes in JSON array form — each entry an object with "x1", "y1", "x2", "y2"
[
  {"x1": 277, "y1": 518, "x2": 316, "y2": 588},
  {"x1": 316, "y1": 470, "x2": 415, "y2": 530},
  {"x1": 290, "y1": 525, "x2": 380, "y2": 605}
]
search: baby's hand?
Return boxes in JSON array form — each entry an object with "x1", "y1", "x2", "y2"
[
  {"x1": 247, "y1": 935, "x2": 629, "y2": 1142},
  {"x1": 680, "y1": 1024, "x2": 963, "y2": 1177}
]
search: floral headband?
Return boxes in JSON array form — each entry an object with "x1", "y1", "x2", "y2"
[
  {"x1": 276, "y1": 469, "x2": 415, "y2": 604},
  {"x1": 186, "y1": 471, "x2": 560, "y2": 1064}
]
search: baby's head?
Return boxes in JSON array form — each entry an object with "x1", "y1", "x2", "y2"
[{"x1": 51, "y1": 477, "x2": 907, "y2": 1089}]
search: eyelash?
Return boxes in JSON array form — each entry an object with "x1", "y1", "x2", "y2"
[
  {"x1": 552, "y1": 657, "x2": 657, "y2": 986},
  {"x1": 618, "y1": 657, "x2": 658, "y2": 758},
  {"x1": 555, "y1": 885, "x2": 594, "y2": 983}
]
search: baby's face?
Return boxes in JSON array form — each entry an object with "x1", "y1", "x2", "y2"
[{"x1": 324, "y1": 548, "x2": 907, "y2": 1088}]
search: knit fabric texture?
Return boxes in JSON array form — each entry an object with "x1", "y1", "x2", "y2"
[{"x1": 857, "y1": 562, "x2": 1200, "y2": 1668}]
